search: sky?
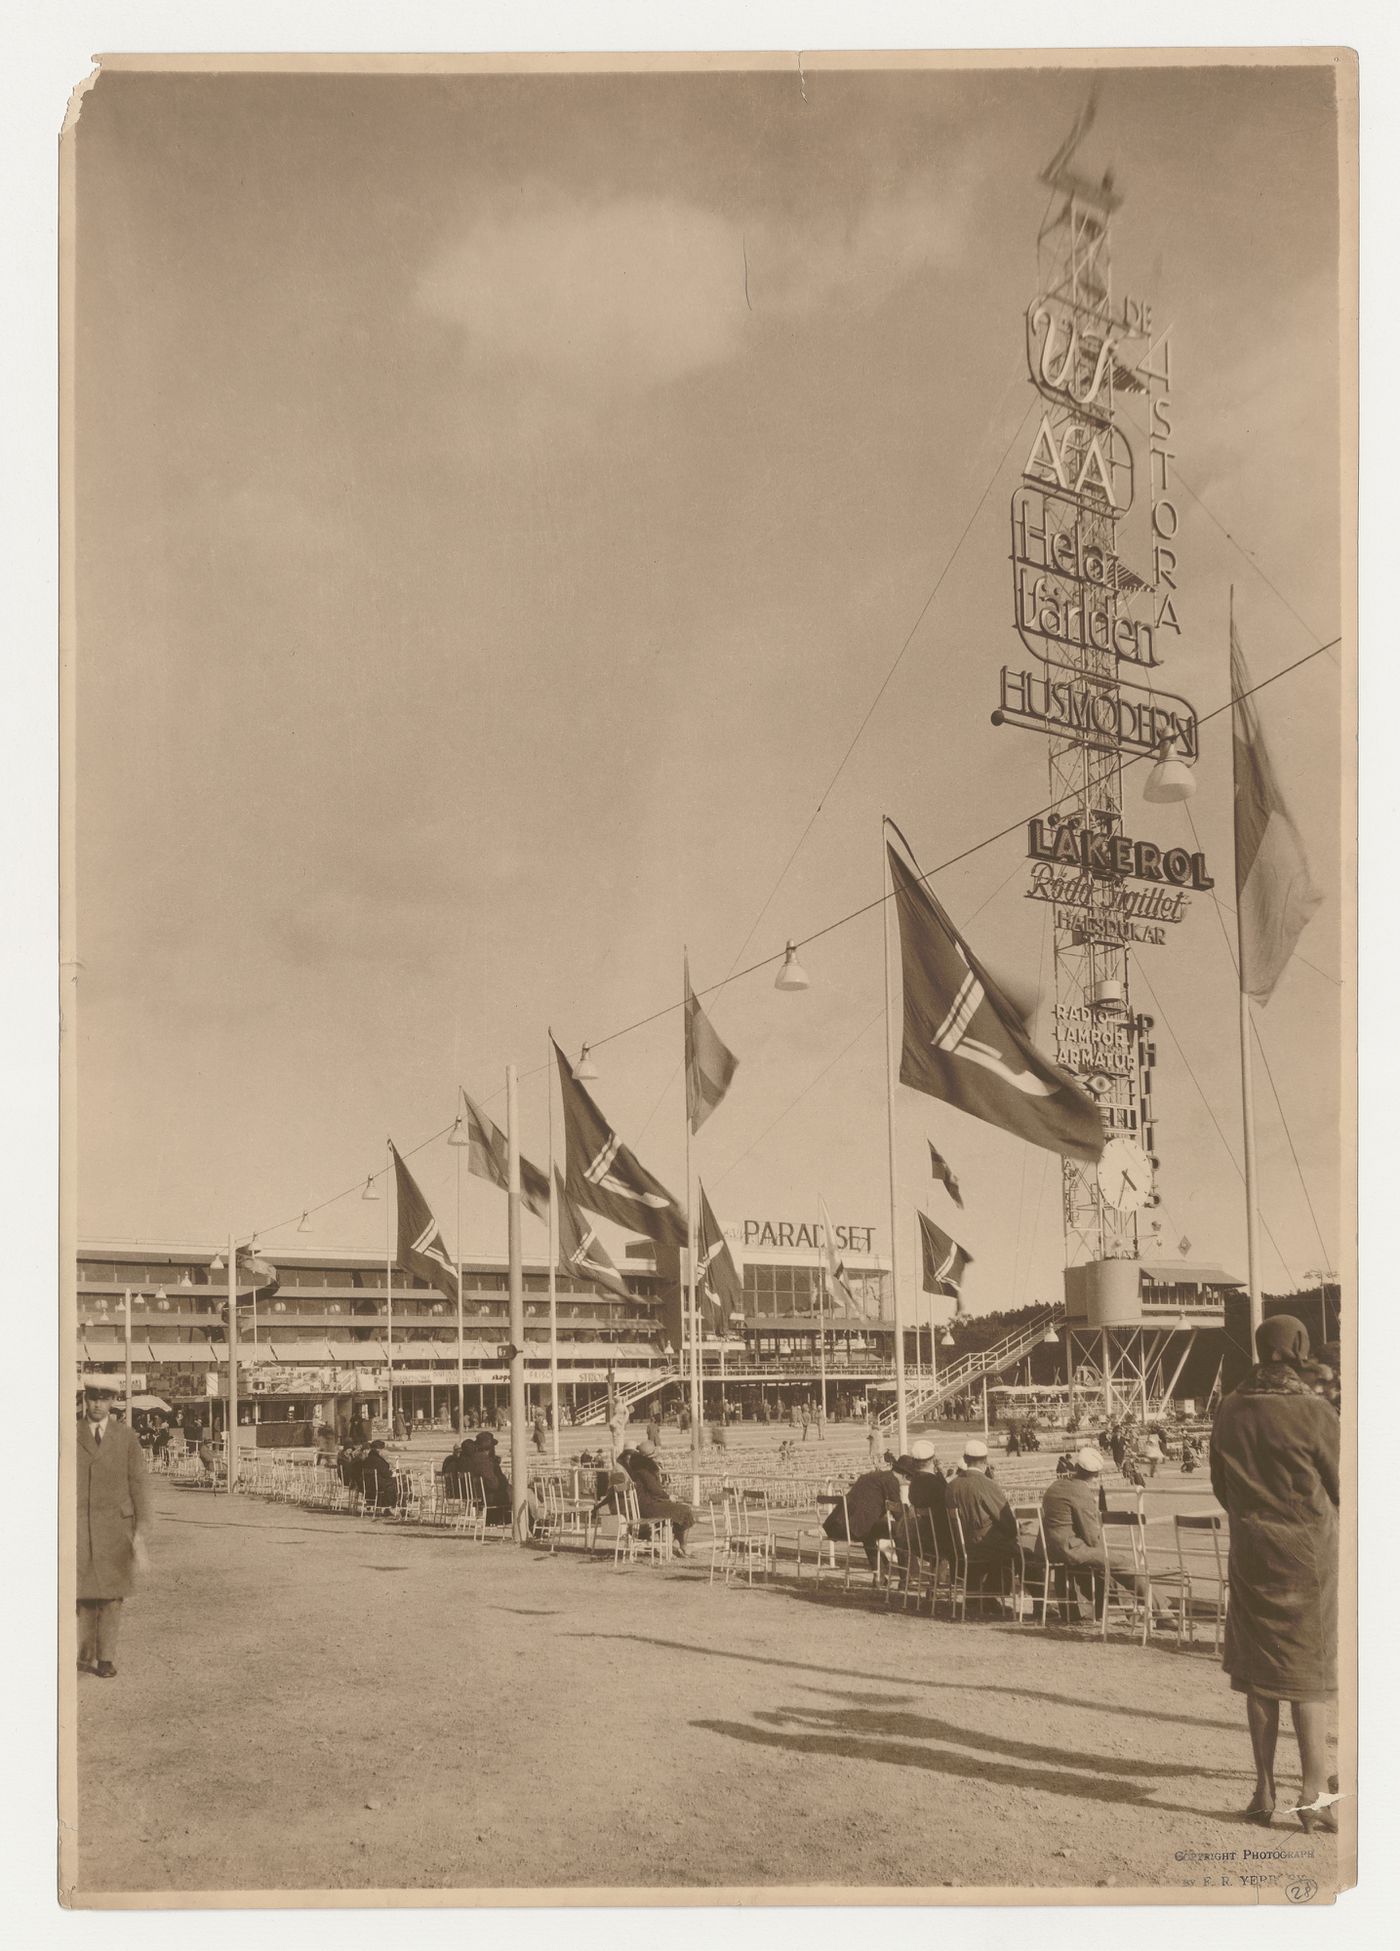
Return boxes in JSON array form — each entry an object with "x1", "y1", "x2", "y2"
[{"x1": 72, "y1": 56, "x2": 1347, "y2": 1321}]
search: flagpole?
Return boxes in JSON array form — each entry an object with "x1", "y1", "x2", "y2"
[
  {"x1": 882, "y1": 825, "x2": 910, "y2": 1456},
  {"x1": 226, "y1": 1230, "x2": 238, "y2": 1493},
  {"x1": 455, "y1": 1109, "x2": 465, "y2": 1438},
  {"x1": 686, "y1": 1086, "x2": 702, "y2": 1503},
  {"x1": 816, "y1": 1206, "x2": 828, "y2": 1427},
  {"x1": 929, "y1": 1287, "x2": 939, "y2": 1408},
  {"x1": 505, "y1": 1063, "x2": 529, "y2": 1543},
  {"x1": 384, "y1": 1140, "x2": 394, "y2": 1441},
  {"x1": 123, "y1": 1286, "x2": 132, "y2": 1427},
  {"x1": 547, "y1": 1039, "x2": 560, "y2": 1463},
  {"x1": 1230, "y1": 587, "x2": 1266, "y2": 1348},
  {"x1": 1238, "y1": 989, "x2": 1264, "y2": 1343}
]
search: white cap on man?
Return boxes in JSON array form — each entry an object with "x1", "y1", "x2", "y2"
[
  {"x1": 962, "y1": 1438, "x2": 989, "y2": 1464},
  {"x1": 1075, "y1": 1445, "x2": 1105, "y2": 1474},
  {"x1": 910, "y1": 1439, "x2": 937, "y2": 1463}
]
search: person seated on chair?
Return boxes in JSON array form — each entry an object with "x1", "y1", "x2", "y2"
[
  {"x1": 589, "y1": 1463, "x2": 631, "y2": 1523},
  {"x1": 439, "y1": 1442, "x2": 464, "y2": 1496},
  {"x1": 620, "y1": 1441, "x2": 695, "y2": 1554},
  {"x1": 361, "y1": 1439, "x2": 400, "y2": 1510},
  {"x1": 826, "y1": 1459, "x2": 905, "y2": 1571},
  {"x1": 899, "y1": 1439, "x2": 954, "y2": 1563},
  {"x1": 461, "y1": 1432, "x2": 512, "y2": 1523},
  {"x1": 1039, "y1": 1446, "x2": 1171, "y2": 1628},
  {"x1": 945, "y1": 1438, "x2": 1018, "y2": 1600},
  {"x1": 463, "y1": 1432, "x2": 541, "y2": 1531}
]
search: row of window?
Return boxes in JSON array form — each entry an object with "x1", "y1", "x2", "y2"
[
  {"x1": 79, "y1": 1304, "x2": 653, "y2": 1328},
  {"x1": 77, "y1": 1262, "x2": 657, "y2": 1299}
]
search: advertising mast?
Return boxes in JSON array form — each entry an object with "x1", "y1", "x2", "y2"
[{"x1": 995, "y1": 99, "x2": 1201, "y2": 1336}]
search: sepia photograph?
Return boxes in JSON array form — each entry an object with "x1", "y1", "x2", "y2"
[{"x1": 57, "y1": 42, "x2": 1356, "y2": 1909}]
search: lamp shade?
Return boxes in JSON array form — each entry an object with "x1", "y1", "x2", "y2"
[
  {"x1": 575, "y1": 1044, "x2": 599, "y2": 1081},
  {"x1": 1043, "y1": 1323, "x2": 1060, "y2": 1344},
  {"x1": 774, "y1": 940, "x2": 810, "y2": 991},
  {"x1": 361, "y1": 1176, "x2": 380, "y2": 1202},
  {"x1": 447, "y1": 1116, "x2": 470, "y2": 1147},
  {"x1": 940, "y1": 1326, "x2": 955, "y2": 1347},
  {"x1": 1143, "y1": 734, "x2": 1197, "y2": 803},
  {"x1": 297, "y1": 1211, "x2": 313, "y2": 1233}
]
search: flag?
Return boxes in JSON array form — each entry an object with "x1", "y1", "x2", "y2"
[
  {"x1": 695, "y1": 1182, "x2": 744, "y2": 1330},
  {"x1": 459, "y1": 1087, "x2": 550, "y2": 1222},
  {"x1": 235, "y1": 1249, "x2": 278, "y2": 1297},
  {"x1": 1231, "y1": 620, "x2": 1323, "y2": 1004},
  {"x1": 888, "y1": 834, "x2": 1103, "y2": 1162},
  {"x1": 818, "y1": 1196, "x2": 862, "y2": 1317},
  {"x1": 927, "y1": 1139, "x2": 964, "y2": 1210},
  {"x1": 918, "y1": 1209, "x2": 973, "y2": 1313},
  {"x1": 684, "y1": 955, "x2": 738, "y2": 1133},
  {"x1": 554, "y1": 1170, "x2": 632, "y2": 1302},
  {"x1": 553, "y1": 1039, "x2": 688, "y2": 1248},
  {"x1": 391, "y1": 1142, "x2": 458, "y2": 1301}
]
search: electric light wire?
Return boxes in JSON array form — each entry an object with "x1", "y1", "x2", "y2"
[
  {"x1": 709, "y1": 852, "x2": 1033, "y2": 1193},
  {"x1": 1116, "y1": 395, "x2": 1339, "y2": 667},
  {"x1": 240, "y1": 634, "x2": 1340, "y2": 1250},
  {"x1": 629, "y1": 362, "x2": 1039, "y2": 1154},
  {"x1": 1127, "y1": 951, "x2": 1298, "y2": 1289},
  {"x1": 1181, "y1": 801, "x2": 1337, "y2": 1272}
]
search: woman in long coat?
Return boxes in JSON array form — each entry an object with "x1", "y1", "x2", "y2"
[{"x1": 1210, "y1": 1314, "x2": 1339, "y2": 1831}]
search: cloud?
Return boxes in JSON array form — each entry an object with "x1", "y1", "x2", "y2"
[{"x1": 416, "y1": 177, "x2": 966, "y2": 395}]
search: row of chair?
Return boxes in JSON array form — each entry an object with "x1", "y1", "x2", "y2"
[
  {"x1": 228, "y1": 1456, "x2": 1228, "y2": 1647},
  {"x1": 793, "y1": 1491, "x2": 1229, "y2": 1646}
]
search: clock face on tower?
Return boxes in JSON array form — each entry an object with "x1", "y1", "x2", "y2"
[{"x1": 1096, "y1": 1137, "x2": 1154, "y2": 1213}]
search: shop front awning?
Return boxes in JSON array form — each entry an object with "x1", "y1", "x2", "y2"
[
  {"x1": 266, "y1": 1338, "x2": 336, "y2": 1362},
  {"x1": 146, "y1": 1339, "x2": 216, "y2": 1363},
  {"x1": 326, "y1": 1339, "x2": 387, "y2": 1364}
]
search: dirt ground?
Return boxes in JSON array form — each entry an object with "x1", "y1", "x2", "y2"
[{"x1": 71, "y1": 1475, "x2": 1338, "y2": 1902}]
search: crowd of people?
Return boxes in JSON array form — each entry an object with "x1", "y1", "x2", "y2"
[
  {"x1": 81, "y1": 1314, "x2": 1342, "y2": 1844},
  {"x1": 816, "y1": 1434, "x2": 1169, "y2": 1622}
]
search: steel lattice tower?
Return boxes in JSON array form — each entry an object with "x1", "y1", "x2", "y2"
[{"x1": 1031, "y1": 145, "x2": 1140, "y2": 1270}]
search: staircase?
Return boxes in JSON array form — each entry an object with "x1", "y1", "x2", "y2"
[
  {"x1": 573, "y1": 1366, "x2": 678, "y2": 1427},
  {"x1": 878, "y1": 1305, "x2": 1065, "y2": 1431}
]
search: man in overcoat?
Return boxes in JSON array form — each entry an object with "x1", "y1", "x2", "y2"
[
  {"x1": 825, "y1": 1459, "x2": 905, "y2": 1570},
  {"x1": 946, "y1": 1438, "x2": 1018, "y2": 1597},
  {"x1": 76, "y1": 1379, "x2": 153, "y2": 1678}
]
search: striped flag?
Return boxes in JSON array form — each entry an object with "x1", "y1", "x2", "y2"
[
  {"x1": 695, "y1": 1182, "x2": 744, "y2": 1330},
  {"x1": 819, "y1": 1196, "x2": 863, "y2": 1317},
  {"x1": 554, "y1": 1170, "x2": 632, "y2": 1302},
  {"x1": 927, "y1": 1139, "x2": 964, "y2": 1210},
  {"x1": 553, "y1": 1039, "x2": 688, "y2": 1248},
  {"x1": 1231, "y1": 620, "x2": 1323, "y2": 1003},
  {"x1": 391, "y1": 1142, "x2": 458, "y2": 1302},
  {"x1": 684, "y1": 956, "x2": 738, "y2": 1133},
  {"x1": 888, "y1": 831, "x2": 1102, "y2": 1163},
  {"x1": 918, "y1": 1209, "x2": 973, "y2": 1313},
  {"x1": 459, "y1": 1087, "x2": 550, "y2": 1222}
]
